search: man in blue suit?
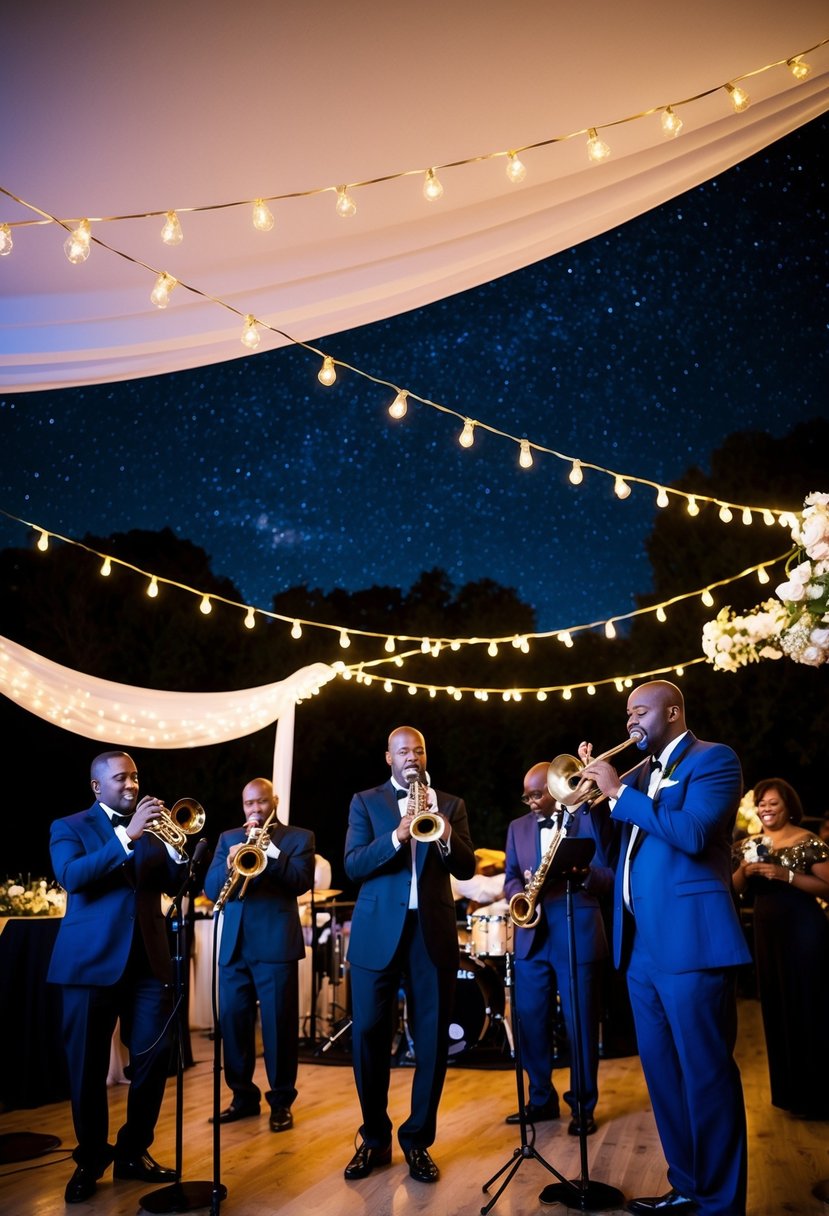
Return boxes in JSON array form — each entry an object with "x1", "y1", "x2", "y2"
[
  {"x1": 504, "y1": 761, "x2": 613, "y2": 1135},
  {"x1": 579, "y1": 681, "x2": 750, "y2": 1216},
  {"x1": 343, "y1": 725, "x2": 476, "y2": 1185},
  {"x1": 203, "y1": 777, "x2": 314, "y2": 1133},
  {"x1": 48, "y1": 751, "x2": 185, "y2": 1204}
]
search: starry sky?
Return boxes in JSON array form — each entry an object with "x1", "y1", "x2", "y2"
[{"x1": 1, "y1": 113, "x2": 826, "y2": 633}]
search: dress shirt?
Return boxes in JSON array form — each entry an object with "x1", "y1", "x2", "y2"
[{"x1": 620, "y1": 732, "x2": 688, "y2": 911}]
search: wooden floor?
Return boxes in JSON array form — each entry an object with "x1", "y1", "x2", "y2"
[{"x1": 1, "y1": 998, "x2": 827, "y2": 1216}]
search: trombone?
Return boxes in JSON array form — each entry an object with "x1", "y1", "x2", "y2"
[{"x1": 546, "y1": 731, "x2": 644, "y2": 809}]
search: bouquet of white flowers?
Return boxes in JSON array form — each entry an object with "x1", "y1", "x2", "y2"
[{"x1": 0, "y1": 876, "x2": 66, "y2": 917}]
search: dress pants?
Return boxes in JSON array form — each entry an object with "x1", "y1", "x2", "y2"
[
  {"x1": 349, "y1": 910, "x2": 456, "y2": 1149},
  {"x1": 219, "y1": 956, "x2": 299, "y2": 1110}
]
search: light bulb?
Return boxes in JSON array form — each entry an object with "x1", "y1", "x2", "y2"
[
  {"x1": 520, "y1": 637, "x2": 529, "y2": 653},
  {"x1": 430, "y1": 640, "x2": 441, "y2": 657},
  {"x1": 100, "y1": 557, "x2": 112, "y2": 577},
  {"x1": 674, "y1": 667, "x2": 684, "y2": 678},
  {"x1": 605, "y1": 620, "x2": 617, "y2": 639},
  {"x1": 587, "y1": 684, "x2": 596, "y2": 695},
  {"x1": 420, "y1": 638, "x2": 431, "y2": 654},
  {"x1": 569, "y1": 460, "x2": 583, "y2": 485},
  {"x1": 252, "y1": 198, "x2": 275, "y2": 231},
  {"x1": 318, "y1": 356, "x2": 337, "y2": 386},
  {"x1": 762, "y1": 509, "x2": 775, "y2": 526},
  {"x1": 656, "y1": 606, "x2": 667, "y2": 622},
  {"x1": 614, "y1": 476, "x2": 631, "y2": 500},
  {"x1": 428, "y1": 686, "x2": 436, "y2": 697},
  {"x1": 385, "y1": 636, "x2": 396, "y2": 653},
  {"x1": 147, "y1": 576, "x2": 159, "y2": 598},
  {"x1": 408, "y1": 685, "x2": 417, "y2": 696},
  {"x1": 741, "y1": 507, "x2": 752, "y2": 525},
  {"x1": 506, "y1": 152, "x2": 526, "y2": 183},
  {"x1": 241, "y1": 315, "x2": 260, "y2": 349},
  {"x1": 661, "y1": 106, "x2": 683, "y2": 137},
  {"x1": 787, "y1": 57, "x2": 811, "y2": 81},
  {"x1": 244, "y1": 608, "x2": 256, "y2": 629},
  {"x1": 453, "y1": 690, "x2": 462, "y2": 701},
  {"x1": 458, "y1": 419, "x2": 475, "y2": 448},
  {"x1": 562, "y1": 688, "x2": 572, "y2": 701},
  {"x1": 614, "y1": 678, "x2": 624, "y2": 692},
  {"x1": 0, "y1": 224, "x2": 12, "y2": 256},
  {"x1": 557, "y1": 631, "x2": 573, "y2": 648},
  {"x1": 291, "y1": 620, "x2": 302, "y2": 638},
  {"x1": 161, "y1": 211, "x2": 183, "y2": 245},
  {"x1": 488, "y1": 641, "x2": 498, "y2": 657},
  {"x1": 586, "y1": 128, "x2": 611, "y2": 163},
  {"x1": 64, "y1": 220, "x2": 91, "y2": 264},
  {"x1": 423, "y1": 168, "x2": 444, "y2": 201},
  {"x1": 388, "y1": 391, "x2": 408, "y2": 420},
  {"x1": 36, "y1": 530, "x2": 49, "y2": 552},
  {"x1": 339, "y1": 630, "x2": 351, "y2": 648},
  {"x1": 656, "y1": 487, "x2": 669, "y2": 508},
  {"x1": 701, "y1": 589, "x2": 715, "y2": 608},
  {"x1": 757, "y1": 567, "x2": 770, "y2": 585},
  {"x1": 394, "y1": 657, "x2": 403, "y2": 667},
  {"x1": 537, "y1": 690, "x2": 548, "y2": 701},
  {"x1": 150, "y1": 272, "x2": 177, "y2": 309},
  {"x1": 519, "y1": 440, "x2": 533, "y2": 469},
  {"x1": 725, "y1": 83, "x2": 750, "y2": 113},
  {"x1": 686, "y1": 497, "x2": 700, "y2": 516},
  {"x1": 200, "y1": 595, "x2": 212, "y2": 615},
  {"x1": 384, "y1": 680, "x2": 392, "y2": 693},
  {"x1": 718, "y1": 505, "x2": 733, "y2": 523},
  {"x1": 335, "y1": 186, "x2": 357, "y2": 218}
]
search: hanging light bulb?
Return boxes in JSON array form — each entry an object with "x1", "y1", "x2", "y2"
[
  {"x1": 428, "y1": 686, "x2": 437, "y2": 697},
  {"x1": 701, "y1": 589, "x2": 715, "y2": 608},
  {"x1": 661, "y1": 106, "x2": 683, "y2": 137},
  {"x1": 569, "y1": 460, "x2": 583, "y2": 485},
  {"x1": 161, "y1": 210, "x2": 183, "y2": 245},
  {"x1": 520, "y1": 637, "x2": 529, "y2": 653},
  {"x1": 318, "y1": 356, "x2": 337, "y2": 386},
  {"x1": 741, "y1": 507, "x2": 753, "y2": 525},
  {"x1": 407, "y1": 685, "x2": 417, "y2": 696},
  {"x1": 150, "y1": 272, "x2": 177, "y2": 309},
  {"x1": 614, "y1": 476, "x2": 631, "y2": 500},
  {"x1": 64, "y1": 219, "x2": 92, "y2": 264},
  {"x1": 605, "y1": 620, "x2": 617, "y2": 639},
  {"x1": 385, "y1": 636, "x2": 396, "y2": 653},
  {"x1": 36, "y1": 529, "x2": 49, "y2": 552},
  {"x1": 423, "y1": 168, "x2": 444, "y2": 201},
  {"x1": 518, "y1": 440, "x2": 533, "y2": 469},
  {"x1": 450, "y1": 640, "x2": 461, "y2": 651},
  {"x1": 656, "y1": 606, "x2": 667, "y2": 622},
  {"x1": 147, "y1": 576, "x2": 159, "y2": 598},
  {"x1": 562, "y1": 688, "x2": 573, "y2": 701},
  {"x1": 718, "y1": 504, "x2": 733, "y2": 523},
  {"x1": 725, "y1": 83, "x2": 750, "y2": 112},
  {"x1": 787, "y1": 56, "x2": 811, "y2": 81},
  {"x1": 686, "y1": 497, "x2": 700, "y2": 516},
  {"x1": 0, "y1": 224, "x2": 13, "y2": 256},
  {"x1": 335, "y1": 186, "x2": 357, "y2": 218},
  {"x1": 384, "y1": 679, "x2": 392, "y2": 693},
  {"x1": 100, "y1": 556, "x2": 112, "y2": 576},
  {"x1": 200, "y1": 595, "x2": 212, "y2": 615},
  {"x1": 291, "y1": 620, "x2": 302, "y2": 639},
  {"x1": 656, "y1": 487, "x2": 670, "y2": 508},
  {"x1": 762, "y1": 509, "x2": 775, "y2": 526},
  {"x1": 557, "y1": 631, "x2": 573, "y2": 648},
  {"x1": 252, "y1": 198, "x2": 275, "y2": 231},
  {"x1": 388, "y1": 391, "x2": 408, "y2": 419},
  {"x1": 537, "y1": 690, "x2": 548, "y2": 701},
  {"x1": 458, "y1": 419, "x2": 475, "y2": 448},
  {"x1": 421, "y1": 638, "x2": 432, "y2": 654},
  {"x1": 244, "y1": 608, "x2": 256, "y2": 629},
  {"x1": 241, "y1": 315, "x2": 261, "y2": 350},
  {"x1": 506, "y1": 152, "x2": 527, "y2": 183},
  {"x1": 339, "y1": 629, "x2": 351, "y2": 648},
  {"x1": 488, "y1": 641, "x2": 498, "y2": 657},
  {"x1": 587, "y1": 684, "x2": 596, "y2": 696},
  {"x1": 757, "y1": 567, "x2": 770, "y2": 585},
  {"x1": 394, "y1": 656, "x2": 404, "y2": 667},
  {"x1": 614, "y1": 678, "x2": 625, "y2": 692},
  {"x1": 675, "y1": 666, "x2": 685, "y2": 678},
  {"x1": 586, "y1": 127, "x2": 611, "y2": 162}
]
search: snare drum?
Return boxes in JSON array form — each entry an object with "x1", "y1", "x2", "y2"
[
  {"x1": 448, "y1": 957, "x2": 504, "y2": 1055},
  {"x1": 468, "y1": 911, "x2": 514, "y2": 958}
]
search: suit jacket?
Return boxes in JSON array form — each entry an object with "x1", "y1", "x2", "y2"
[
  {"x1": 504, "y1": 807, "x2": 612, "y2": 962},
  {"x1": 204, "y1": 820, "x2": 314, "y2": 965},
  {"x1": 47, "y1": 801, "x2": 182, "y2": 986},
  {"x1": 610, "y1": 733, "x2": 751, "y2": 973},
  {"x1": 345, "y1": 781, "x2": 476, "y2": 971}
]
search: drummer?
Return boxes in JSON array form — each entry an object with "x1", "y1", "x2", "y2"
[
  {"x1": 451, "y1": 847, "x2": 507, "y2": 911},
  {"x1": 503, "y1": 762, "x2": 613, "y2": 1136}
]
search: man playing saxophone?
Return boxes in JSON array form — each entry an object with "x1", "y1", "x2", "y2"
[
  {"x1": 503, "y1": 762, "x2": 613, "y2": 1135},
  {"x1": 203, "y1": 778, "x2": 314, "y2": 1132}
]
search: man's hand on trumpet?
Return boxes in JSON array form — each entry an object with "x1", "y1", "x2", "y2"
[{"x1": 577, "y1": 742, "x2": 625, "y2": 803}]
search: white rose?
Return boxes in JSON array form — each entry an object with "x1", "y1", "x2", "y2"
[
  {"x1": 777, "y1": 578, "x2": 806, "y2": 603},
  {"x1": 799, "y1": 645, "x2": 826, "y2": 667},
  {"x1": 809, "y1": 627, "x2": 829, "y2": 648},
  {"x1": 8, "y1": 884, "x2": 24, "y2": 897},
  {"x1": 804, "y1": 492, "x2": 829, "y2": 507}
]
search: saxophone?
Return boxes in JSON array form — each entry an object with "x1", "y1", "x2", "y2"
[
  {"x1": 213, "y1": 807, "x2": 277, "y2": 911},
  {"x1": 508, "y1": 814, "x2": 565, "y2": 929},
  {"x1": 407, "y1": 775, "x2": 445, "y2": 842}
]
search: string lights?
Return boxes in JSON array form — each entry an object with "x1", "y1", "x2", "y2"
[
  {"x1": 252, "y1": 199, "x2": 275, "y2": 232},
  {"x1": 161, "y1": 210, "x2": 183, "y2": 245},
  {"x1": 150, "y1": 272, "x2": 177, "y2": 309},
  {"x1": 63, "y1": 219, "x2": 92, "y2": 264}
]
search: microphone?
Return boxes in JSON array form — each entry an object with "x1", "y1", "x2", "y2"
[{"x1": 191, "y1": 837, "x2": 211, "y2": 866}]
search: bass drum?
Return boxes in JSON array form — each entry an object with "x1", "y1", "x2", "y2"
[{"x1": 447, "y1": 957, "x2": 504, "y2": 1056}]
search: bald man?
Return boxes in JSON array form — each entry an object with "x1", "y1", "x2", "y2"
[
  {"x1": 204, "y1": 778, "x2": 315, "y2": 1132},
  {"x1": 580, "y1": 681, "x2": 749, "y2": 1216}
]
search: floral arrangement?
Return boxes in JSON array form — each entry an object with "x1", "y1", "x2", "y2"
[
  {"x1": 0, "y1": 876, "x2": 66, "y2": 917},
  {"x1": 735, "y1": 791, "x2": 763, "y2": 838},
  {"x1": 703, "y1": 492, "x2": 829, "y2": 670}
]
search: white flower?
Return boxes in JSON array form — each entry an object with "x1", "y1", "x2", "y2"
[{"x1": 7, "y1": 884, "x2": 24, "y2": 898}]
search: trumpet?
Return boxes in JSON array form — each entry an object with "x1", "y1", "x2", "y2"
[
  {"x1": 213, "y1": 807, "x2": 277, "y2": 911},
  {"x1": 546, "y1": 731, "x2": 644, "y2": 809},
  {"x1": 509, "y1": 815, "x2": 565, "y2": 929},
  {"x1": 406, "y1": 775, "x2": 445, "y2": 843},
  {"x1": 144, "y1": 797, "x2": 206, "y2": 856}
]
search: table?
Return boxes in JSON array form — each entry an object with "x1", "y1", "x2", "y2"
[{"x1": 0, "y1": 917, "x2": 69, "y2": 1109}]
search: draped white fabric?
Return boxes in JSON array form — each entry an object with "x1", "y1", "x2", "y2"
[
  {"x1": 2, "y1": 1, "x2": 827, "y2": 392},
  {"x1": 0, "y1": 635, "x2": 335, "y2": 821}
]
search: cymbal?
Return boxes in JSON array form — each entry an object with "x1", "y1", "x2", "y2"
[{"x1": 298, "y1": 888, "x2": 343, "y2": 903}]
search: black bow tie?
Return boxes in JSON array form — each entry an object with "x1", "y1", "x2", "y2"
[
  {"x1": 537, "y1": 815, "x2": 557, "y2": 830},
  {"x1": 395, "y1": 787, "x2": 408, "y2": 800},
  {"x1": 110, "y1": 813, "x2": 133, "y2": 829},
  {"x1": 650, "y1": 757, "x2": 663, "y2": 772}
]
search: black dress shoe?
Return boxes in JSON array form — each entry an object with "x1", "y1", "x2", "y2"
[
  {"x1": 209, "y1": 1103, "x2": 261, "y2": 1124},
  {"x1": 344, "y1": 1140, "x2": 392, "y2": 1180},
  {"x1": 269, "y1": 1106, "x2": 293, "y2": 1132},
  {"x1": 65, "y1": 1165, "x2": 100, "y2": 1204},
  {"x1": 627, "y1": 1188, "x2": 697, "y2": 1213},
  {"x1": 568, "y1": 1114, "x2": 597, "y2": 1136},
  {"x1": 404, "y1": 1146, "x2": 439, "y2": 1183},
  {"x1": 505, "y1": 1096, "x2": 561, "y2": 1124},
  {"x1": 113, "y1": 1152, "x2": 177, "y2": 1182}
]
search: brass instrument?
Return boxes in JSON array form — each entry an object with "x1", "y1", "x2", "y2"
[
  {"x1": 407, "y1": 776, "x2": 445, "y2": 843},
  {"x1": 144, "y1": 797, "x2": 206, "y2": 856},
  {"x1": 213, "y1": 807, "x2": 277, "y2": 911},
  {"x1": 546, "y1": 731, "x2": 643, "y2": 809},
  {"x1": 509, "y1": 814, "x2": 565, "y2": 929}
]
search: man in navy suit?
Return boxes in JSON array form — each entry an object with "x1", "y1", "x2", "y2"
[
  {"x1": 343, "y1": 725, "x2": 476, "y2": 1184},
  {"x1": 504, "y1": 761, "x2": 613, "y2": 1135},
  {"x1": 48, "y1": 751, "x2": 185, "y2": 1204},
  {"x1": 580, "y1": 681, "x2": 750, "y2": 1216},
  {"x1": 203, "y1": 777, "x2": 314, "y2": 1133}
]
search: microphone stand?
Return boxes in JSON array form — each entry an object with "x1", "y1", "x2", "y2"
[{"x1": 141, "y1": 841, "x2": 225, "y2": 1214}]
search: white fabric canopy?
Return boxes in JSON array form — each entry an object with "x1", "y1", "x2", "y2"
[
  {"x1": 2, "y1": 1, "x2": 827, "y2": 391},
  {"x1": 0, "y1": 635, "x2": 335, "y2": 820}
]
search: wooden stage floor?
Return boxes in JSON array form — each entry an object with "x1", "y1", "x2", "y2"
[{"x1": 0, "y1": 997, "x2": 827, "y2": 1216}]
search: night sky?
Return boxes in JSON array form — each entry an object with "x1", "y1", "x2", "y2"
[{"x1": 1, "y1": 114, "x2": 826, "y2": 635}]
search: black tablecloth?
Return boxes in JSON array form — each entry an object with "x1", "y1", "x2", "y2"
[{"x1": 0, "y1": 918, "x2": 69, "y2": 1110}]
